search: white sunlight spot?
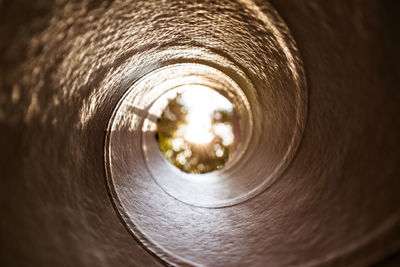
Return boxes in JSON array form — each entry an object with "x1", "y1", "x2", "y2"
[
  {"x1": 176, "y1": 85, "x2": 233, "y2": 145},
  {"x1": 214, "y1": 123, "x2": 234, "y2": 146}
]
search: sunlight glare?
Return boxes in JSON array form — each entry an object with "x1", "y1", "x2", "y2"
[
  {"x1": 156, "y1": 85, "x2": 236, "y2": 173},
  {"x1": 177, "y1": 86, "x2": 233, "y2": 145}
]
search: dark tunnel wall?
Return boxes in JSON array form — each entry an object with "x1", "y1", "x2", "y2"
[{"x1": 1, "y1": 0, "x2": 399, "y2": 266}]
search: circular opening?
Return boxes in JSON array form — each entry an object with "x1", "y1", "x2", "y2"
[
  {"x1": 139, "y1": 63, "x2": 254, "y2": 207},
  {"x1": 156, "y1": 85, "x2": 237, "y2": 174}
]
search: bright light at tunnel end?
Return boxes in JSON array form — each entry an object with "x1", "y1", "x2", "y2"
[{"x1": 156, "y1": 85, "x2": 236, "y2": 174}]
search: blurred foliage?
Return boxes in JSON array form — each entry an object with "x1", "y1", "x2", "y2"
[{"x1": 156, "y1": 93, "x2": 233, "y2": 174}]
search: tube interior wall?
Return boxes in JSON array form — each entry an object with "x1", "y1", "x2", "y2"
[{"x1": 0, "y1": 0, "x2": 399, "y2": 266}]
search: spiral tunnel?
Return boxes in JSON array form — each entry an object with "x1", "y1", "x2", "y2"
[{"x1": 1, "y1": 0, "x2": 399, "y2": 266}]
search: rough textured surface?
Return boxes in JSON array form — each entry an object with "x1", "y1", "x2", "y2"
[{"x1": 0, "y1": 0, "x2": 399, "y2": 266}]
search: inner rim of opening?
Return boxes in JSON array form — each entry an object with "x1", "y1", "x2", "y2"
[{"x1": 139, "y1": 63, "x2": 257, "y2": 207}]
